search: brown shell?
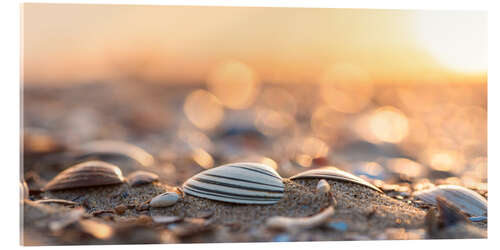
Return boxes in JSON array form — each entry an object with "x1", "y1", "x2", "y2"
[
  {"x1": 43, "y1": 161, "x2": 125, "y2": 191},
  {"x1": 127, "y1": 171, "x2": 159, "y2": 186}
]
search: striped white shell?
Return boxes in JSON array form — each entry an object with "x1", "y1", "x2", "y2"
[
  {"x1": 182, "y1": 162, "x2": 284, "y2": 204},
  {"x1": 290, "y1": 166, "x2": 382, "y2": 193},
  {"x1": 413, "y1": 185, "x2": 487, "y2": 217}
]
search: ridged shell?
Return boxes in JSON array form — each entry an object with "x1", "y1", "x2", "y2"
[
  {"x1": 413, "y1": 185, "x2": 487, "y2": 217},
  {"x1": 75, "y1": 140, "x2": 155, "y2": 167},
  {"x1": 43, "y1": 161, "x2": 125, "y2": 191},
  {"x1": 182, "y1": 162, "x2": 284, "y2": 204},
  {"x1": 127, "y1": 171, "x2": 159, "y2": 186},
  {"x1": 290, "y1": 166, "x2": 382, "y2": 193}
]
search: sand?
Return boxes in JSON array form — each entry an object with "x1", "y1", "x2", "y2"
[{"x1": 21, "y1": 175, "x2": 487, "y2": 245}]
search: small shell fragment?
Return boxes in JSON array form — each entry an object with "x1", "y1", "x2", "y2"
[
  {"x1": 152, "y1": 215, "x2": 183, "y2": 224},
  {"x1": 182, "y1": 162, "x2": 284, "y2": 204},
  {"x1": 316, "y1": 179, "x2": 331, "y2": 194},
  {"x1": 75, "y1": 140, "x2": 155, "y2": 167},
  {"x1": 266, "y1": 206, "x2": 335, "y2": 230},
  {"x1": 290, "y1": 166, "x2": 382, "y2": 193},
  {"x1": 413, "y1": 185, "x2": 487, "y2": 217},
  {"x1": 127, "y1": 171, "x2": 159, "y2": 186},
  {"x1": 35, "y1": 199, "x2": 78, "y2": 206},
  {"x1": 20, "y1": 181, "x2": 29, "y2": 201},
  {"x1": 150, "y1": 192, "x2": 179, "y2": 208},
  {"x1": 43, "y1": 161, "x2": 125, "y2": 191}
]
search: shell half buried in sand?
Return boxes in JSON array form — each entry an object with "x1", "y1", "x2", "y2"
[
  {"x1": 413, "y1": 185, "x2": 487, "y2": 217},
  {"x1": 43, "y1": 161, "x2": 125, "y2": 191},
  {"x1": 182, "y1": 162, "x2": 285, "y2": 204},
  {"x1": 290, "y1": 166, "x2": 382, "y2": 193}
]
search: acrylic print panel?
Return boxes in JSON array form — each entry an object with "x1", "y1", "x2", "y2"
[{"x1": 20, "y1": 3, "x2": 487, "y2": 245}]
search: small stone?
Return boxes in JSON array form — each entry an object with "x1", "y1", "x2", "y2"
[
  {"x1": 328, "y1": 221, "x2": 348, "y2": 232},
  {"x1": 316, "y1": 179, "x2": 331, "y2": 194},
  {"x1": 469, "y1": 216, "x2": 487, "y2": 222},
  {"x1": 114, "y1": 204, "x2": 127, "y2": 215},
  {"x1": 150, "y1": 192, "x2": 179, "y2": 208},
  {"x1": 273, "y1": 233, "x2": 291, "y2": 242}
]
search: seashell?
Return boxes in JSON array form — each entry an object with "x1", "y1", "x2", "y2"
[
  {"x1": 150, "y1": 192, "x2": 180, "y2": 208},
  {"x1": 43, "y1": 161, "x2": 125, "y2": 191},
  {"x1": 435, "y1": 196, "x2": 469, "y2": 227},
  {"x1": 127, "y1": 171, "x2": 159, "y2": 186},
  {"x1": 20, "y1": 181, "x2": 29, "y2": 201},
  {"x1": 35, "y1": 199, "x2": 78, "y2": 206},
  {"x1": 75, "y1": 140, "x2": 155, "y2": 167},
  {"x1": 152, "y1": 215, "x2": 183, "y2": 224},
  {"x1": 290, "y1": 166, "x2": 382, "y2": 193},
  {"x1": 266, "y1": 206, "x2": 335, "y2": 230},
  {"x1": 182, "y1": 162, "x2": 284, "y2": 204},
  {"x1": 413, "y1": 185, "x2": 487, "y2": 217},
  {"x1": 316, "y1": 179, "x2": 331, "y2": 194}
]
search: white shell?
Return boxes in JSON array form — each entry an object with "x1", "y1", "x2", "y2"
[
  {"x1": 413, "y1": 185, "x2": 487, "y2": 217},
  {"x1": 182, "y1": 162, "x2": 284, "y2": 204},
  {"x1": 290, "y1": 167, "x2": 382, "y2": 193},
  {"x1": 150, "y1": 192, "x2": 179, "y2": 208},
  {"x1": 316, "y1": 179, "x2": 331, "y2": 194},
  {"x1": 266, "y1": 206, "x2": 335, "y2": 230}
]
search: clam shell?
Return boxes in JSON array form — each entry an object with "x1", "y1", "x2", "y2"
[
  {"x1": 127, "y1": 171, "x2": 159, "y2": 186},
  {"x1": 290, "y1": 166, "x2": 382, "y2": 193},
  {"x1": 150, "y1": 192, "x2": 180, "y2": 208},
  {"x1": 75, "y1": 140, "x2": 155, "y2": 167},
  {"x1": 43, "y1": 161, "x2": 125, "y2": 191},
  {"x1": 413, "y1": 185, "x2": 487, "y2": 217},
  {"x1": 182, "y1": 162, "x2": 284, "y2": 204}
]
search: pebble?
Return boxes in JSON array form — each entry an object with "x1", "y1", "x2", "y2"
[
  {"x1": 150, "y1": 192, "x2": 179, "y2": 208},
  {"x1": 114, "y1": 204, "x2": 128, "y2": 215},
  {"x1": 469, "y1": 216, "x2": 487, "y2": 222},
  {"x1": 316, "y1": 179, "x2": 330, "y2": 194},
  {"x1": 273, "y1": 234, "x2": 291, "y2": 242},
  {"x1": 328, "y1": 221, "x2": 348, "y2": 232}
]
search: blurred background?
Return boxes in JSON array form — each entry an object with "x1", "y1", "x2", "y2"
[{"x1": 22, "y1": 4, "x2": 487, "y2": 196}]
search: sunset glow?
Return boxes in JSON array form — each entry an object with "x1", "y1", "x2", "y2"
[
  {"x1": 22, "y1": 4, "x2": 487, "y2": 86},
  {"x1": 412, "y1": 11, "x2": 487, "y2": 74}
]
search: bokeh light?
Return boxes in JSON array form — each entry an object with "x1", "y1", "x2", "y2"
[
  {"x1": 183, "y1": 89, "x2": 224, "y2": 130},
  {"x1": 311, "y1": 105, "x2": 346, "y2": 142},
  {"x1": 254, "y1": 108, "x2": 294, "y2": 136},
  {"x1": 369, "y1": 106, "x2": 409, "y2": 144},
  {"x1": 318, "y1": 63, "x2": 374, "y2": 113},
  {"x1": 387, "y1": 158, "x2": 425, "y2": 179},
  {"x1": 190, "y1": 147, "x2": 214, "y2": 169},
  {"x1": 207, "y1": 60, "x2": 260, "y2": 110}
]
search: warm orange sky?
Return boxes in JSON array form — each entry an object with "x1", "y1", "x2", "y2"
[{"x1": 22, "y1": 4, "x2": 487, "y2": 85}]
